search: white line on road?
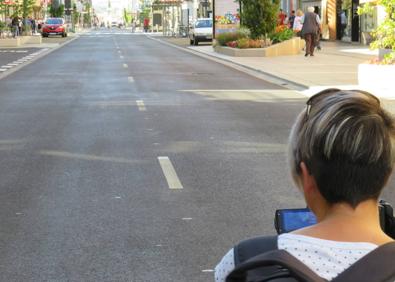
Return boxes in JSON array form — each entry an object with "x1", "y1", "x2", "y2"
[
  {"x1": 120, "y1": 55, "x2": 124, "y2": 59},
  {"x1": 158, "y1": 156, "x2": 183, "y2": 189},
  {"x1": 123, "y1": 63, "x2": 128, "y2": 68},
  {"x1": 2, "y1": 66, "x2": 13, "y2": 69},
  {"x1": 136, "y1": 100, "x2": 146, "y2": 111},
  {"x1": 128, "y1": 76, "x2": 134, "y2": 83},
  {"x1": 202, "y1": 269, "x2": 214, "y2": 273},
  {"x1": 0, "y1": 69, "x2": 6, "y2": 72}
]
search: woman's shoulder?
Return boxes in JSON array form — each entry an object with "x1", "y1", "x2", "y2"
[{"x1": 279, "y1": 233, "x2": 378, "y2": 249}]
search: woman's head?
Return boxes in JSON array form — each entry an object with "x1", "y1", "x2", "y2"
[
  {"x1": 296, "y1": 9, "x2": 304, "y2": 17},
  {"x1": 307, "y1": 6, "x2": 315, "y2": 13},
  {"x1": 289, "y1": 89, "x2": 395, "y2": 208}
]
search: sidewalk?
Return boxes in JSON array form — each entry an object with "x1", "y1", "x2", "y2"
[{"x1": 159, "y1": 37, "x2": 393, "y2": 98}]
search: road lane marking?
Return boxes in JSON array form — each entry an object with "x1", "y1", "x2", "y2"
[
  {"x1": 158, "y1": 156, "x2": 183, "y2": 189},
  {"x1": 120, "y1": 55, "x2": 124, "y2": 59},
  {"x1": 123, "y1": 63, "x2": 128, "y2": 68},
  {"x1": 136, "y1": 100, "x2": 146, "y2": 111},
  {"x1": 0, "y1": 69, "x2": 6, "y2": 72},
  {"x1": 128, "y1": 76, "x2": 134, "y2": 83},
  {"x1": 202, "y1": 269, "x2": 214, "y2": 273},
  {"x1": 39, "y1": 150, "x2": 142, "y2": 165},
  {"x1": 2, "y1": 65, "x2": 13, "y2": 69}
]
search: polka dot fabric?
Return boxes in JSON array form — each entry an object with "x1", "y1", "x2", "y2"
[
  {"x1": 214, "y1": 248, "x2": 234, "y2": 282},
  {"x1": 214, "y1": 234, "x2": 378, "y2": 282},
  {"x1": 278, "y1": 233, "x2": 378, "y2": 280}
]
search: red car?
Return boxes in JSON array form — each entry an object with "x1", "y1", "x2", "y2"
[{"x1": 42, "y1": 18, "x2": 67, "y2": 37}]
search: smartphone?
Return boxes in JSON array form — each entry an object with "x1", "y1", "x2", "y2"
[{"x1": 274, "y1": 208, "x2": 317, "y2": 234}]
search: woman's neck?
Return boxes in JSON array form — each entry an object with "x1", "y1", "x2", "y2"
[{"x1": 293, "y1": 200, "x2": 394, "y2": 244}]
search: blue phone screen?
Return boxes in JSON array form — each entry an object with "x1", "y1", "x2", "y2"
[{"x1": 281, "y1": 209, "x2": 317, "y2": 232}]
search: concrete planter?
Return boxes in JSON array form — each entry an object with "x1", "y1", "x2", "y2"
[
  {"x1": 358, "y1": 63, "x2": 395, "y2": 90},
  {"x1": 0, "y1": 37, "x2": 21, "y2": 47},
  {"x1": 23, "y1": 35, "x2": 42, "y2": 44},
  {"x1": 214, "y1": 37, "x2": 303, "y2": 57},
  {"x1": 0, "y1": 35, "x2": 42, "y2": 47}
]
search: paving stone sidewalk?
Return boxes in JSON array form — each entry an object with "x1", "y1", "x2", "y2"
[{"x1": 160, "y1": 37, "x2": 393, "y2": 99}]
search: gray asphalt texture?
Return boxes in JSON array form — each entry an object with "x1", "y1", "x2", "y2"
[
  {"x1": 0, "y1": 31, "x2": 395, "y2": 282},
  {"x1": 0, "y1": 48, "x2": 40, "y2": 67}
]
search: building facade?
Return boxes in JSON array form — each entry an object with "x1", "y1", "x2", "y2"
[{"x1": 280, "y1": 0, "x2": 384, "y2": 44}]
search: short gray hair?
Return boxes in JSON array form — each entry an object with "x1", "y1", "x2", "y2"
[
  {"x1": 288, "y1": 89, "x2": 395, "y2": 207},
  {"x1": 307, "y1": 6, "x2": 315, "y2": 12}
]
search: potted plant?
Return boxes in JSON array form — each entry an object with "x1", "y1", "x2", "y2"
[{"x1": 358, "y1": 0, "x2": 395, "y2": 92}]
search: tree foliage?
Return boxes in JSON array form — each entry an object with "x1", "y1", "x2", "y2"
[
  {"x1": 240, "y1": 0, "x2": 279, "y2": 39},
  {"x1": 50, "y1": 4, "x2": 65, "y2": 17},
  {"x1": 358, "y1": 0, "x2": 395, "y2": 64},
  {"x1": 139, "y1": 7, "x2": 150, "y2": 23},
  {"x1": 123, "y1": 8, "x2": 132, "y2": 24}
]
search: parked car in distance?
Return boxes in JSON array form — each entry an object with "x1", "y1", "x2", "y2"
[
  {"x1": 189, "y1": 18, "x2": 213, "y2": 46},
  {"x1": 41, "y1": 18, "x2": 67, "y2": 37}
]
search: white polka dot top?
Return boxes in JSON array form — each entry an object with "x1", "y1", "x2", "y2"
[{"x1": 214, "y1": 233, "x2": 378, "y2": 282}]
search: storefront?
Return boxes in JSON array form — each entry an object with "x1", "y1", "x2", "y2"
[{"x1": 335, "y1": 0, "x2": 360, "y2": 42}]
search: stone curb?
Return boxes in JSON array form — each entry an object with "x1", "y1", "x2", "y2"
[{"x1": 147, "y1": 35, "x2": 308, "y2": 92}]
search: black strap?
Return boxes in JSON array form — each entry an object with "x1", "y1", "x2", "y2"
[
  {"x1": 226, "y1": 250, "x2": 327, "y2": 282},
  {"x1": 234, "y1": 235, "x2": 278, "y2": 265},
  {"x1": 332, "y1": 241, "x2": 395, "y2": 282}
]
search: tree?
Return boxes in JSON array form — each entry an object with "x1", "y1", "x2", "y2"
[
  {"x1": 22, "y1": 0, "x2": 35, "y2": 19},
  {"x1": 123, "y1": 8, "x2": 132, "y2": 25},
  {"x1": 83, "y1": 3, "x2": 91, "y2": 26},
  {"x1": 358, "y1": 0, "x2": 395, "y2": 64},
  {"x1": 49, "y1": 3, "x2": 64, "y2": 17},
  {"x1": 240, "y1": 0, "x2": 279, "y2": 39},
  {"x1": 139, "y1": 6, "x2": 150, "y2": 24}
]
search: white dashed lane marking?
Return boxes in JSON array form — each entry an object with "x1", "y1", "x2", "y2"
[
  {"x1": 158, "y1": 156, "x2": 183, "y2": 189},
  {"x1": 136, "y1": 100, "x2": 146, "y2": 111},
  {"x1": 123, "y1": 63, "x2": 128, "y2": 68}
]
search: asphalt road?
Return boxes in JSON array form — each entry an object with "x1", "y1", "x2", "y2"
[{"x1": 0, "y1": 30, "x2": 394, "y2": 282}]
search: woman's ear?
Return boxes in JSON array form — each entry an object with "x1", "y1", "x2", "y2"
[{"x1": 299, "y1": 162, "x2": 317, "y2": 195}]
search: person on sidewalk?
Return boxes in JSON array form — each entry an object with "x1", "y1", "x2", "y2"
[
  {"x1": 289, "y1": 10, "x2": 296, "y2": 30},
  {"x1": 293, "y1": 9, "x2": 304, "y2": 36},
  {"x1": 278, "y1": 9, "x2": 286, "y2": 25},
  {"x1": 11, "y1": 16, "x2": 19, "y2": 38},
  {"x1": 301, "y1": 6, "x2": 320, "y2": 57},
  {"x1": 315, "y1": 10, "x2": 322, "y2": 51}
]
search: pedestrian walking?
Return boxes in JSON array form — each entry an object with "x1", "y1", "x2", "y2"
[
  {"x1": 293, "y1": 9, "x2": 304, "y2": 36},
  {"x1": 288, "y1": 10, "x2": 296, "y2": 29},
  {"x1": 277, "y1": 9, "x2": 286, "y2": 25},
  {"x1": 11, "y1": 16, "x2": 19, "y2": 38},
  {"x1": 301, "y1": 6, "x2": 320, "y2": 57},
  {"x1": 30, "y1": 18, "x2": 36, "y2": 34}
]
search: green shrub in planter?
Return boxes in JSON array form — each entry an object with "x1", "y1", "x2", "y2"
[
  {"x1": 270, "y1": 25, "x2": 294, "y2": 44},
  {"x1": 216, "y1": 28, "x2": 250, "y2": 46},
  {"x1": 236, "y1": 38, "x2": 250, "y2": 49}
]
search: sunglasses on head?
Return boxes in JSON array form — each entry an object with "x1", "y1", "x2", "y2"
[{"x1": 305, "y1": 88, "x2": 380, "y2": 118}]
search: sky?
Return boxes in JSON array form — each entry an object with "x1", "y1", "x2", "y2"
[{"x1": 92, "y1": 0, "x2": 139, "y2": 21}]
